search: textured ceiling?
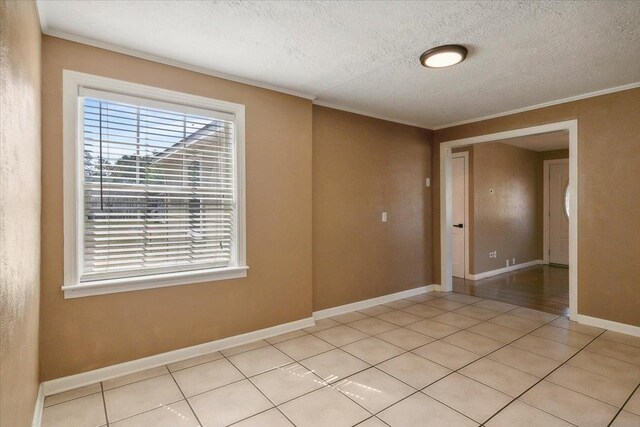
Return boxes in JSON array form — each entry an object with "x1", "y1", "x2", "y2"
[
  {"x1": 37, "y1": 1, "x2": 640, "y2": 129},
  {"x1": 494, "y1": 131, "x2": 569, "y2": 152}
]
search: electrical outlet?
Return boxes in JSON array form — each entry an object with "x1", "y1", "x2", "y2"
[
  {"x1": 381, "y1": 212, "x2": 388, "y2": 222},
  {"x1": 512, "y1": 257, "x2": 515, "y2": 265},
  {"x1": 425, "y1": 178, "x2": 430, "y2": 187},
  {"x1": 506, "y1": 260, "x2": 510, "y2": 267}
]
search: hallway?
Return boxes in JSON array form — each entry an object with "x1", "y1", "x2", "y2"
[{"x1": 453, "y1": 265, "x2": 569, "y2": 316}]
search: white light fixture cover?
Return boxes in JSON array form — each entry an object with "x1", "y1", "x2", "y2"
[{"x1": 420, "y1": 45, "x2": 468, "y2": 68}]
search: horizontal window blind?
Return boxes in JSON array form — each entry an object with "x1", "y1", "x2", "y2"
[{"x1": 81, "y1": 92, "x2": 236, "y2": 282}]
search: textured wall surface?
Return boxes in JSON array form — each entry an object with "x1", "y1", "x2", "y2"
[
  {"x1": 312, "y1": 106, "x2": 433, "y2": 310},
  {"x1": 0, "y1": 1, "x2": 42, "y2": 425},
  {"x1": 472, "y1": 143, "x2": 539, "y2": 273},
  {"x1": 433, "y1": 88, "x2": 640, "y2": 326},
  {"x1": 453, "y1": 145, "x2": 570, "y2": 273},
  {"x1": 40, "y1": 36, "x2": 313, "y2": 380}
]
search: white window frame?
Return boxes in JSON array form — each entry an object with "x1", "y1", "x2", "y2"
[{"x1": 62, "y1": 70, "x2": 247, "y2": 299}]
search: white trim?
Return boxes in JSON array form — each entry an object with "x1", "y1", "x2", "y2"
[
  {"x1": 62, "y1": 70, "x2": 248, "y2": 298},
  {"x1": 451, "y1": 152, "x2": 470, "y2": 279},
  {"x1": 543, "y1": 159, "x2": 569, "y2": 265},
  {"x1": 440, "y1": 120, "x2": 579, "y2": 320},
  {"x1": 312, "y1": 285, "x2": 434, "y2": 320},
  {"x1": 574, "y1": 314, "x2": 640, "y2": 338},
  {"x1": 312, "y1": 100, "x2": 424, "y2": 129},
  {"x1": 43, "y1": 29, "x2": 316, "y2": 101},
  {"x1": 432, "y1": 82, "x2": 640, "y2": 130},
  {"x1": 62, "y1": 266, "x2": 249, "y2": 299},
  {"x1": 41, "y1": 316, "x2": 314, "y2": 396},
  {"x1": 467, "y1": 260, "x2": 543, "y2": 281},
  {"x1": 31, "y1": 384, "x2": 44, "y2": 427},
  {"x1": 79, "y1": 87, "x2": 236, "y2": 122},
  {"x1": 568, "y1": 121, "x2": 579, "y2": 319}
]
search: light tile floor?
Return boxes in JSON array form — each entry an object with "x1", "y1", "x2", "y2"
[{"x1": 42, "y1": 291, "x2": 640, "y2": 427}]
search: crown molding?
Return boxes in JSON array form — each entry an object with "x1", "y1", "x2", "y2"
[
  {"x1": 40, "y1": 28, "x2": 317, "y2": 101},
  {"x1": 432, "y1": 82, "x2": 640, "y2": 130},
  {"x1": 37, "y1": 18, "x2": 639, "y2": 131}
]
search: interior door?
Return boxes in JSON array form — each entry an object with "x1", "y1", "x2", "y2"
[
  {"x1": 451, "y1": 155, "x2": 466, "y2": 278},
  {"x1": 549, "y1": 161, "x2": 569, "y2": 265}
]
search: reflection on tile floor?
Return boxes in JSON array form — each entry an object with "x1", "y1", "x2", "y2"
[{"x1": 42, "y1": 291, "x2": 640, "y2": 427}]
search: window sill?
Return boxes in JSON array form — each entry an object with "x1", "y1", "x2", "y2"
[{"x1": 61, "y1": 266, "x2": 249, "y2": 299}]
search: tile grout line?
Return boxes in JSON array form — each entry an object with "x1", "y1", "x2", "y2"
[
  {"x1": 102, "y1": 397, "x2": 187, "y2": 426},
  {"x1": 219, "y1": 344, "x2": 306, "y2": 427},
  {"x1": 367, "y1": 304, "x2": 555, "y2": 424},
  {"x1": 513, "y1": 338, "x2": 640, "y2": 409},
  {"x1": 40, "y1": 390, "x2": 103, "y2": 410},
  {"x1": 354, "y1": 416, "x2": 391, "y2": 427},
  {"x1": 40, "y1": 296, "x2": 513, "y2": 413},
  {"x1": 581, "y1": 339, "x2": 640, "y2": 367},
  {"x1": 255, "y1": 297, "x2": 556, "y2": 422},
  {"x1": 110, "y1": 306, "x2": 505, "y2": 427},
  {"x1": 31, "y1": 296, "x2": 441, "y2": 423},
  {"x1": 301, "y1": 297, "x2": 526, "y2": 423},
  {"x1": 100, "y1": 382, "x2": 109, "y2": 427},
  {"x1": 216, "y1": 295, "x2": 475, "y2": 421},
  {"x1": 607, "y1": 382, "x2": 640, "y2": 427},
  {"x1": 479, "y1": 328, "x2": 609, "y2": 426},
  {"x1": 46, "y1": 292, "x2": 620, "y2": 426},
  {"x1": 101, "y1": 295, "x2": 581, "y2": 424},
  {"x1": 167, "y1": 367, "x2": 205, "y2": 427}
]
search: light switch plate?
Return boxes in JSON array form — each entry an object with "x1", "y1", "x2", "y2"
[{"x1": 381, "y1": 212, "x2": 388, "y2": 222}]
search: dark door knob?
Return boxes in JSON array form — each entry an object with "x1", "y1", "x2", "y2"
[{"x1": 453, "y1": 224, "x2": 464, "y2": 228}]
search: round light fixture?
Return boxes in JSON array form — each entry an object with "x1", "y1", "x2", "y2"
[{"x1": 420, "y1": 45, "x2": 468, "y2": 68}]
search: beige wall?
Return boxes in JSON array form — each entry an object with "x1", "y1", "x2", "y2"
[
  {"x1": 471, "y1": 143, "x2": 539, "y2": 273},
  {"x1": 454, "y1": 143, "x2": 543, "y2": 274},
  {"x1": 30, "y1": 25, "x2": 640, "y2": 386},
  {"x1": 312, "y1": 106, "x2": 433, "y2": 310},
  {"x1": 40, "y1": 36, "x2": 313, "y2": 380},
  {"x1": 0, "y1": 1, "x2": 42, "y2": 425},
  {"x1": 433, "y1": 88, "x2": 640, "y2": 326}
]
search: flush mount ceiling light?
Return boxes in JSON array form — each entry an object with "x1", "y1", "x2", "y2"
[{"x1": 420, "y1": 45, "x2": 468, "y2": 68}]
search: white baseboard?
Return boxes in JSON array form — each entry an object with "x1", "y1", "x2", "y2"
[
  {"x1": 41, "y1": 316, "x2": 314, "y2": 396},
  {"x1": 40, "y1": 285, "x2": 432, "y2": 398},
  {"x1": 31, "y1": 384, "x2": 44, "y2": 427},
  {"x1": 467, "y1": 260, "x2": 543, "y2": 280},
  {"x1": 574, "y1": 314, "x2": 640, "y2": 337},
  {"x1": 313, "y1": 285, "x2": 434, "y2": 320}
]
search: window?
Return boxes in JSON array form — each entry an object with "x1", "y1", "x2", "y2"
[{"x1": 63, "y1": 71, "x2": 246, "y2": 298}]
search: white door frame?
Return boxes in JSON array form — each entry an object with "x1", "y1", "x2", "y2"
[
  {"x1": 543, "y1": 158, "x2": 569, "y2": 265},
  {"x1": 451, "y1": 152, "x2": 470, "y2": 279},
  {"x1": 440, "y1": 120, "x2": 578, "y2": 319}
]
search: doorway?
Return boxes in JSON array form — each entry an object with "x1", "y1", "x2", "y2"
[
  {"x1": 439, "y1": 120, "x2": 578, "y2": 318},
  {"x1": 545, "y1": 159, "x2": 570, "y2": 265},
  {"x1": 451, "y1": 153, "x2": 468, "y2": 279}
]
